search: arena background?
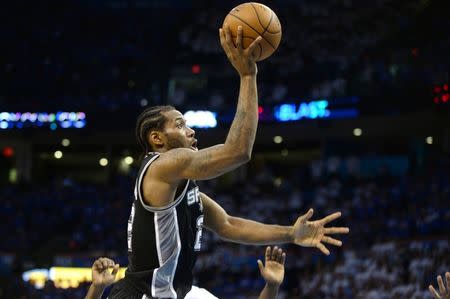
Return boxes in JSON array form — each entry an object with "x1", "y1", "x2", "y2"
[{"x1": 0, "y1": 0, "x2": 449, "y2": 298}]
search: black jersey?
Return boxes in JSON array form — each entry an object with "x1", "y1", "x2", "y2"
[{"x1": 125, "y1": 152, "x2": 204, "y2": 298}]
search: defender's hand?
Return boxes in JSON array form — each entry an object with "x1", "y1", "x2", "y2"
[
  {"x1": 91, "y1": 257, "x2": 120, "y2": 288},
  {"x1": 429, "y1": 272, "x2": 450, "y2": 299},
  {"x1": 219, "y1": 25, "x2": 262, "y2": 77},
  {"x1": 257, "y1": 246, "x2": 286, "y2": 287},
  {"x1": 291, "y1": 209, "x2": 349, "y2": 255}
]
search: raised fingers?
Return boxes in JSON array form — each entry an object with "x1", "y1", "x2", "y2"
[
  {"x1": 280, "y1": 252, "x2": 286, "y2": 265},
  {"x1": 319, "y1": 212, "x2": 342, "y2": 225},
  {"x1": 236, "y1": 26, "x2": 243, "y2": 51},
  {"x1": 224, "y1": 26, "x2": 233, "y2": 47},
  {"x1": 438, "y1": 275, "x2": 446, "y2": 295},
  {"x1": 276, "y1": 248, "x2": 283, "y2": 263},
  {"x1": 246, "y1": 36, "x2": 262, "y2": 56},
  {"x1": 446, "y1": 272, "x2": 450, "y2": 292},
  {"x1": 322, "y1": 236, "x2": 342, "y2": 247},
  {"x1": 219, "y1": 28, "x2": 226, "y2": 47},
  {"x1": 219, "y1": 28, "x2": 232, "y2": 57},
  {"x1": 271, "y1": 246, "x2": 279, "y2": 261},
  {"x1": 317, "y1": 243, "x2": 330, "y2": 256},
  {"x1": 429, "y1": 285, "x2": 441, "y2": 299},
  {"x1": 300, "y1": 209, "x2": 314, "y2": 223},
  {"x1": 265, "y1": 246, "x2": 271, "y2": 262},
  {"x1": 324, "y1": 227, "x2": 350, "y2": 234}
]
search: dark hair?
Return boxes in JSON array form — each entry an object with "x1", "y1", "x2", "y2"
[{"x1": 135, "y1": 105, "x2": 175, "y2": 158}]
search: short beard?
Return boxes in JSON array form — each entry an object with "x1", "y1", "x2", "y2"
[{"x1": 164, "y1": 134, "x2": 186, "y2": 150}]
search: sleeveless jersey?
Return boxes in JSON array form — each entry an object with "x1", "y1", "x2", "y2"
[{"x1": 125, "y1": 152, "x2": 204, "y2": 298}]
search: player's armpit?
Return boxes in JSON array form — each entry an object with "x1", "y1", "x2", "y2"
[{"x1": 155, "y1": 145, "x2": 250, "y2": 182}]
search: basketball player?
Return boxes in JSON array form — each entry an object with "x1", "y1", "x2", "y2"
[
  {"x1": 429, "y1": 272, "x2": 450, "y2": 299},
  {"x1": 86, "y1": 246, "x2": 286, "y2": 299},
  {"x1": 108, "y1": 26, "x2": 349, "y2": 299}
]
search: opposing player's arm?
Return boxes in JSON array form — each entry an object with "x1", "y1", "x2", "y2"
[
  {"x1": 85, "y1": 257, "x2": 119, "y2": 299},
  {"x1": 154, "y1": 27, "x2": 262, "y2": 182},
  {"x1": 257, "y1": 246, "x2": 286, "y2": 299}
]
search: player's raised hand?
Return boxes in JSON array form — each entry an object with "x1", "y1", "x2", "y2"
[
  {"x1": 91, "y1": 257, "x2": 120, "y2": 288},
  {"x1": 219, "y1": 25, "x2": 262, "y2": 77},
  {"x1": 429, "y1": 272, "x2": 450, "y2": 299},
  {"x1": 291, "y1": 209, "x2": 349, "y2": 255},
  {"x1": 257, "y1": 246, "x2": 286, "y2": 287}
]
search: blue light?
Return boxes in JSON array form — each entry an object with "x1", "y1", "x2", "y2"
[
  {"x1": 74, "y1": 121, "x2": 86, "y2": 128},
  {"x1": 0, "y1": 112, "x2": 86, "y2": 130},
  {"x1": 0, "y1": 112, "x2": 10, "y2": 121},
  {"x1": 274, "y1": 100, "x2": 331, "y2": 122},
  {"x1": 61, "y1": 121, "x2": 71, "y2": 128},
  {"x1": 184, "y1": 110, "x2": 217, "y2": 129}
]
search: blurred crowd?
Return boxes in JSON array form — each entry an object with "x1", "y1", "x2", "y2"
[
  {"x1": 2, "y1": 0, "x2": 448, "y2": 112},
  {"x1": 0, "y1": 154, "x2": 448, "y2": 298}
]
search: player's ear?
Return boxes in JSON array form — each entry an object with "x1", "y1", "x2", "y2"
[{"x1": 149, "y1": 131, "x2": 164, "y2": 148}]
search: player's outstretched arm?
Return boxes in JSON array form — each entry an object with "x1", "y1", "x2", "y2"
[
  {"x1": 202, "y1": 193, "x2": 349, "y2": 255},
  {"x1": 257, "y1": 246, "x2": 286, "y2": 299},
  {"x1": 85, "y1": 257, "x2": 119, "y2": 299},
  {"x1": 155, "y1": 26, "x2": 263, "y2": 182},
  {"x1": 429, "y1": 272, "x2": 450, "y2": 299}
]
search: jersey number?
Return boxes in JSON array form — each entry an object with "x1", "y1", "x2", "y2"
[{"x1": 194, "y1": 215, "x2": 204, "y2": 251}]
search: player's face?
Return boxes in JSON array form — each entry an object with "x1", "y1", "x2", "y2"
[{"x1": 162, "y1": 110, "x2": 198, "y2": 151}]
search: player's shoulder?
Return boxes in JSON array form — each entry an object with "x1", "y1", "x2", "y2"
[
  {"x1": 154, "y1": 148, "x2": 197, "y2": 166},
  {"x1": 145, "y1": 148, "x2": 196, "y2": 181}
]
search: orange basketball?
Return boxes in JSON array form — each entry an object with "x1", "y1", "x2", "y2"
[{"x1": 223, "y1": 2, "x2": 282, "y2": 61}]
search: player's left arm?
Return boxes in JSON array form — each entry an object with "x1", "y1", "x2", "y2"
[{"x1": 201, "y1": 192, "x2": 349, "y2": 255}]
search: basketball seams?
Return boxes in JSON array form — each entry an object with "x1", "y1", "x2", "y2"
[
  {"x1": 249, "y1": 2, "x2": 266, "y2": 30},
  {"x1": 263, "y1": 11, "x2": 274, "y2": 36},
  {"x1": 228, "y1": 13, "x2": 276, "y2": 50},
  {"x1": 249, "y1": 2, "x2": 280, "y2": 35},
  {"x1": 249, "y1": 3, "x2": 275, "y2": 41},
  {"x1": 264, "y1": 15, "x2": 281, "y2": 34}
]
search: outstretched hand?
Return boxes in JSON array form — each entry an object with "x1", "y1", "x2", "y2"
[
  {"x1": 257, "y1": 246, "x2": 286, "y2": 287},
  {"x1": 429, "y1": 272, "x2": 450, "y2": 299},
  {"x1": 219, "y1": 25, "x2": 262, "y2": 77},
  {"x1": 291, "y1": 209, "x2": 349, "y2": 255},
  {"x1": 91, "y1": 257, "x2": 120, "y2": 288}
]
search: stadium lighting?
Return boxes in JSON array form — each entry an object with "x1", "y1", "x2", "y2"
[
  {"x1": 61, "y1": 139, "x2": 70, "y2": 147},
  {"x1": 124, "y1": 156, "x2": 134, "y2": 165},
  {"x1": 54, "y1": 151, "x2": 63, "y2": 159},
  {"x1": 0, "y1": 111, "x2": 86, "y2": 129},
  {"x1": 99, "y1": 158, "x2": 108, "y2": 167},
  {"x1": 140, "y1": 98, "x2": 148, "y2": 107},
  {"x1": 353, "y1": 128, "x2": 362, "y2": 137},
  {"x1": 273, "y1": 136, "x2": 283, "y2": 144},
  {"x1": 274, "y1": 100, "x2": 330, "y2": 121},
  {"x1": 426, "y1": 136, "x2": 433, "y2": 145},
  {"x1": 184, "y1": 110, "x2": 217, "y2": 129}
]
